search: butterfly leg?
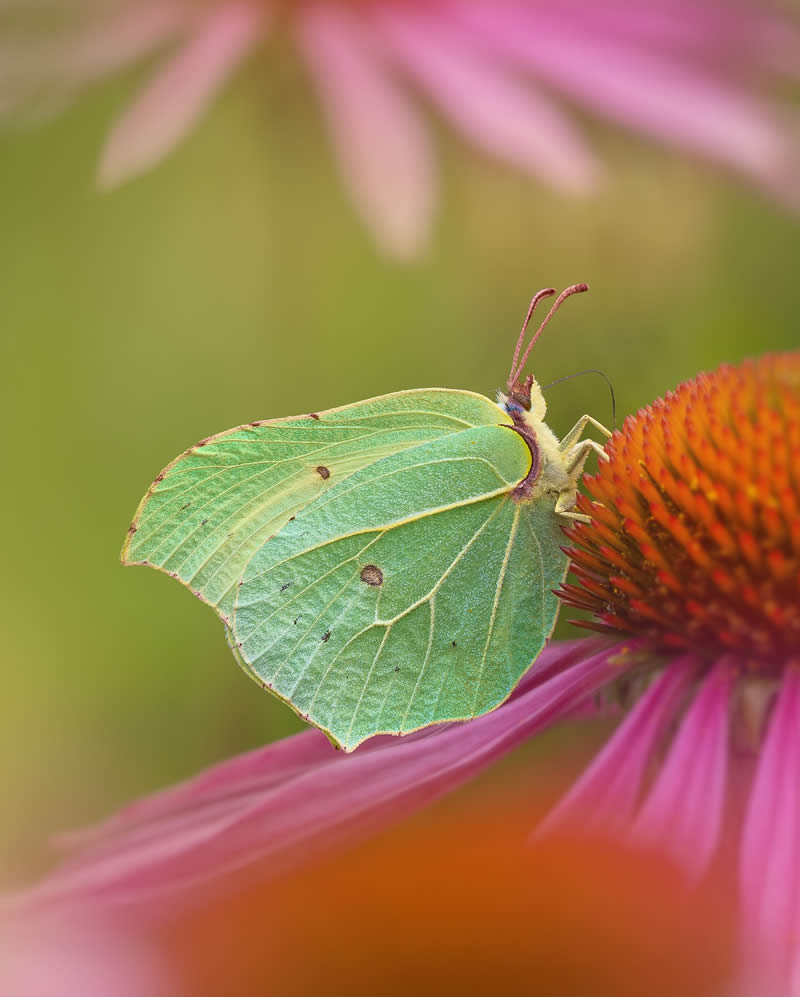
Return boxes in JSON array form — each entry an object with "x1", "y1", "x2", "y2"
[
  {"x1": 553, "y1": 437, "x2": 609, "y2": 522},
  {"x1": 565, "y1": 438, "x2": 610, "y2": 474},
  {"x1": 558, "y1": 414, "x2": 612, "y2": 454},
  {"x1": 554, "y1": 488, "x2": 591, "y2": 523}
]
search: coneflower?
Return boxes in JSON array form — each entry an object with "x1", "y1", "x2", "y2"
[
  {"x1": 552, "y1": 352, "x2": 800, "y2": 987},
  {"x1": 7, "y1": 352, "x2": 799, "y2": 990}
]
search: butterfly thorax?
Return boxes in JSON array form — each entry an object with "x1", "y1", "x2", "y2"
[{"x1": 497, "y1": 386, "x2": 576, "y2": 502}]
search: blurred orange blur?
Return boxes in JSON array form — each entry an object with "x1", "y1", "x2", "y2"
[{"x1": 162, "y1": 802, "x2": 735, "y2": 997}]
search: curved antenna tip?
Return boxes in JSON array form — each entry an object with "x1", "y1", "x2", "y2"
[{"x1": 508, "y1": 282, "x2": 590, "y2": 394}]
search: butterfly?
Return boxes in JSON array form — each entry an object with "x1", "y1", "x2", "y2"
[{"x1": 122, "y1": 284, "x2": 610, "y2": 750}]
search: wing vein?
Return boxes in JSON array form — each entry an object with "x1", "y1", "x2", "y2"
[
  {"x1": 375, "y1": 500, "x2": 505, "y2": 626},
  {"x1": 139, "y1": 426, "x2": 403, "y2": 562},
  {"x1": 471, "y1": 503, "x2": 520, "y2": 717},
  {"x1": 239, "y1": 532, "x2": 384, "y2": 645},
  {"x1": 242, "y1": 487, "x2": 511, "y2": 586},
  {"x1": 342, "y1": 628, "x2": 393, "y2": 746},
  {"x1": 399, "y1": 596, "x2": 436, "y2": 730}
]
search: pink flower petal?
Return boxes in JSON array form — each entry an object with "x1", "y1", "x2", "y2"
[
  {"x1": 297, "y1": 5, "x2": 435, "y2": 258},
  {"x1": 458, "y1": 4, "x2": 799, "y2": 193},
  {"x1": 52, "y1": 723, "x2": 337, "y2": 852},
  {"x1": 98, "y1": 2, "x2": 265, "y2": 189},
  {"x1": 16, "y1": 640, "x2": 624, "y2": 912},
  {"x1": 633, "y1": 659, "x2": 734, "y2": 880},
  {"x1": 372, "y1": 6, "x2": 599, "y2": 194},
  {"x1": 740, "y1": 669, "x2": 800, "y2": 982},
  {"x1": 539, "y1": 654, "x2": 698, "y2": 835}
]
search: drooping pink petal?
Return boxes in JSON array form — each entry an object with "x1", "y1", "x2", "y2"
[
  {"x1": 632, "y1": 659, "x2": 734, "y2": 880},
  {"x1": 539, "y1": 654, "x2": 698, "y2": 835},
  {"x1": 372, "y1": 6, "x2": 599, "y2": 194},
  {"x1": 98, "y1": 2, "x2": 265, "y2": 189},
  {"x1": 297, "y1": 5, "x2": 435, "y2": 259},
  {"x1": 457, "y1": 4, "x2": 799, "y2": 198},
  {"x1": 740, "y1": 668, "x2": 800, "y2": 983},
  {"x1": 14, "y1": 640, "x2": 624, "y2": 912},
  {"x1": 52, "y1": 721, "x2": 339, "y2": 852}
]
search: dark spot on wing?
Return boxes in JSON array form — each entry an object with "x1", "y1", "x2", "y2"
[
  {"x1": 451, "y1": 641, "x2": 457, "y2": 647},
  {"x1": 180, "y1": 503, "x2": 191, "y2": 510},
  {"x1": 360, "y1": 565, "x2": 384, "y2": 586},
  {"x1": 200, "y1": 519, "x2": 208, "y2": 526},
  {"x1": 154, "y1": 474, "x2": 164, "y2": 483},
  {"x1": 308, "y1": 413, "x2": 320, "y2": 420},
  {"x1": 293, "y1": 618, "x2": 298, "y2": 625},
  {"x1": 195, "y1": 438, "x2": 211, "y2": 448},
  {"x1": 321, "y1": 630, "x2": 331, "y2": 642},
  {"x1": 288, "y1": 516, "x2": 295, "y2": 522},
  {"x1": 316, "y1": 465, "x2": 330, "y2": 480},
  {"x1": 280, "y1": 582, "x2": 291, "y2": 592},
  {"x1": 127, "y1": 524, "x2": 137, "y2": 535},
  {"x1": 249, "y1": 421, "x2": 263, "y2": 427},
  {"x1": 394, "y1": 667, "x2": 400, "y2": 673}
]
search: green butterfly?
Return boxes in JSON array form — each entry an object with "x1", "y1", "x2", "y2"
[{"x1": 122, "y1": 285, "x2": 610, "y2": 750}]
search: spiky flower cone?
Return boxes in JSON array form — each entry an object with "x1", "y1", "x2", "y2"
[{"x1": 559, "y1": 353, "x2": 800, "y2": 666}]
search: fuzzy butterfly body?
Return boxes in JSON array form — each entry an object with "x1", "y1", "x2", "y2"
[{"x1": 122, "y1": 286, "x2": 609, "y2": 750}]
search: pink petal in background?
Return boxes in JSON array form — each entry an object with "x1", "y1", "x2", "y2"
[
  {"x1": 98, "y1": 2, "x2": 265, "y2": 189},
  {"x1": 373, "y1": 6, "x2": 599, "y2": 195},
  {"x1": 458, "y1": 4, "x2": 800, "y2": 201},
  {"x1": 297, "y1": 5, "x2": 435, "y2": 258},
  {"x1": 0, "y1": 3, "x2": 185, "y2": 110}
]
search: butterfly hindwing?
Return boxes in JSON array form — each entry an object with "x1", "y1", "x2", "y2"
[{"x1": 231, "y1": 424, "x2": 567, "y2": 749}]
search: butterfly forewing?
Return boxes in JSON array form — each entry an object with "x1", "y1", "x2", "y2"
[{"x1": 122, "y1": 389, "x2": 508, "y2": 619}]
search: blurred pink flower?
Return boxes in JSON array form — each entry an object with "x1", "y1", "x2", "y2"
[
  {"x1": 1, "y1": 1, "x2": 799, "y2": 254},
  {"x1": 10, "y1": 351, "x2": 800, "y2": 992}
]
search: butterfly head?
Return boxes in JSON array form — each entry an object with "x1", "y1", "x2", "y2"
[
  {"x1": 499, "y1": 376, "x2": 547, "y2": 425},
  {"x1": 503, "y1": 283, "x2": 589, "y2": 422}
]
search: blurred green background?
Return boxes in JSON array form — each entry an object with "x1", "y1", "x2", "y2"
[{"x1": 1, "y1": 47, "x2": 797, "y2": 886}]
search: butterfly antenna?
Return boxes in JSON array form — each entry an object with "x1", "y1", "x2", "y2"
[
  {"x1": 509, "y1": 283, "x2": 590, "y2": 391},
  {"x1": 508, "y1": 288, "x2": 555, "y2": 388},
  {"x1": 542, "y1": 368, "x2": 617, "y2": 430}
]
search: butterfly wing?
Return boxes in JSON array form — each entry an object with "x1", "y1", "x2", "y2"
[
  {"x1": 231, "y1": 423, "x2": 568, "y2": 750},
  {"x1": 122, "y1": 389, "x2": 508, "y2": 621}
]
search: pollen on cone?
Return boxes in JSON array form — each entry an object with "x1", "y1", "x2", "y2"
[{"x1": 559, "y1": 353, "x2": 800, "y2": 667}]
